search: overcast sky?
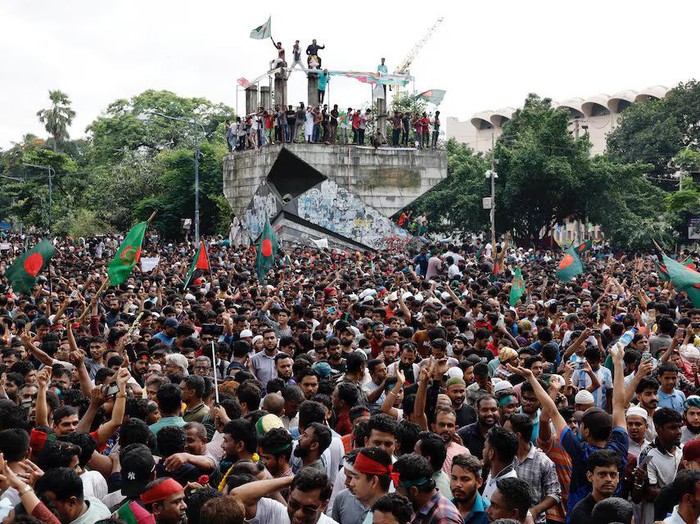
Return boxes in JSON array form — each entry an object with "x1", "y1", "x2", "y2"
[{"x1": 2, "y1": 0, "x2": 698, "y2": 149}]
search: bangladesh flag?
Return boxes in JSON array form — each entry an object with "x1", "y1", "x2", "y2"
[
  {"x1": 663, "y1": 254, "x2": 700, "y2": 306},
  {"x1": 108, "y1": 221, "x2": 147, "y2": 286},
  {"x1": 509, "y1": 267, "x2": 525, "y2": 306},
  {"x1": 556, "y1": 247, "x2": 584, "y2": 282},
  {"x1": 5, "y1": 239, "x2": 54, "y2": 293},
  {"x1": 255, "y1": 220, "x2": 278, "y2": 283},
  {"x1": 656, "y1": 258, "x2": 694, "y2": 282},
  {"x1": 575, "y1": 239, "x2": 592, "y2": 255},
  {"x1": 183, "y1": 242, "x2": 210, "y2": 288}
]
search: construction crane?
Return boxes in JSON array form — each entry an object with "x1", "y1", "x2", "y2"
[{"x1": 393, "y1": 17, "x2": 444, "y2": 75}]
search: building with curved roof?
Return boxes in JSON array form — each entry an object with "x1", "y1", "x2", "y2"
[{"x1": 447, "y1": 86, "x2": 670, "y2": 155}]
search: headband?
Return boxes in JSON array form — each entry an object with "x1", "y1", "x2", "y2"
[
  {"x1": 141, "y1": 478, "x2": 184, "y2": 504},
  {"x1": 261, "y1": 442, "x2": 292, "y2": 455},
  {"x1": 343, "y1": 459, "x2": 358, "y2": 475},
  {"x1": 498, "y1": 395, "x2": 516, "y2": 407},
  {"x1": 396, "y1": 476, "x2": 432, "y2": 489},
  {"x1": 354, "y1": 453, "x2": 392, "y2": 476}
]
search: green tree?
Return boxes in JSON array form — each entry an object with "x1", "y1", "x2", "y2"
[
  {"x1": 607, "y1": 81, "x2": 700, "y2": 180},
  {"x1": 404, "y1": 139, "x2": 489, "y2": 233},
  {"x1": 36, "y1": 90, "x2": 76, "y2": 152},
  {"x1": 493, "y1": 94, "x2": 590, "y2": 242}
]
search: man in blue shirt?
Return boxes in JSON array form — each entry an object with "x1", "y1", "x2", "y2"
[
  {"x1": 152, "y1": 318, "x2": 178, "y2": 346},
  {"x1": 657, "y1": 362, "x2": 686, "y2": 411},
  {"x1": 451, "y1": 454, "x2": 489, "y2": 524},
  {"x1": 511, "y1": 343, "x2": 629, "y2": 515}
]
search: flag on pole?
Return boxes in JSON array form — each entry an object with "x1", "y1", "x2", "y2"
[
  {"x1": 556, "y1": 247, "x2": 584, "y2": 282},
  {"x1": 108, "y1": 222, "x2": 148, "y2": 286},
  {"x1": 183, "y1": 243, "x2": 211, "y2": 288},
  {"x1": 575, "y1": 239, "x2": 593, "y2": 255},
  {"x1": 415, "y1": 89, "x2": 446, "y2": 106},
  {"x1": 509, "y1": 267, "x2": 525, "y2": 306},
  {"x1": 255, "y1": 220, "x2": 278, "y2": 282},
  {"x1": 250, "y1": 17, "x2": 272, "y2": 39},
  {"x1": 237, "y1": 77, "x2": 251, "y2": 89},
  {"x1": 5, "y1": 239, "x2": 54, "y2": 293},
  {"x1": 663, "y1": 253, "x2": 700, "y2": 306}
]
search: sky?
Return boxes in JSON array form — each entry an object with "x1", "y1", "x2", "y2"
[{"x1": 1, "y1": 0, "x2": 699, "y2": 149}]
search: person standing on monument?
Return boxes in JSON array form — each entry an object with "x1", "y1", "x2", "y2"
[
  {"x1": 290, "y1": 40, "x2": 303, "y2": 72},
  {"x1": 329, "y1": 105, "x2": 339, "y2": 145},
  {"x1": 270, "y1": 39, "x2": 286, "y2": 70},
  {"x1": 306, "y1": 39, "x2": 325, "y2": 69},
  {"x1": 294, "y1": 103, "x2": 306, "y2": 143},
  {"x1": 318, "y1": 69, "x2": 330, "y2": 104}
]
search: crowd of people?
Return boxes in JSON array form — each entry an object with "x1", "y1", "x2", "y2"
[
  {"x1": 1, "y1": 232, "x2": 700, "y2": 524},
  {"x1": 225, "y1": 106, "x2": 441, "y2": 151}
]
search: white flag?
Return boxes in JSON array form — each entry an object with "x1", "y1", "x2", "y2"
[
  {"x1": 141, "y1": 257, "x2": 160, "y2": 273},
  {"x1": 250, "y1": 17, "x2": 271, "y2": 39},
  {"x1": 310, "y1": 238, "x2": 329, "y2": 249}
]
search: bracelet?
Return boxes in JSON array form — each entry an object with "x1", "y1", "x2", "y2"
[
  {"x1": 387, "y1": 391, "x2": 396, "y2": 397},
  {"x1": 116, "y1": 392, "x2": 127, "y2": 398},
  {"x1": 18, "y1": 487, "x2": 33, "y2": 497}
]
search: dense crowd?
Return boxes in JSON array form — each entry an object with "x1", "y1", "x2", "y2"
[
  {"x1": 1, "y1": 232, "x2": 700, "y2": 524},
  {"x1": 226, "y1": 106, "x2": 441, "y2": 151}
]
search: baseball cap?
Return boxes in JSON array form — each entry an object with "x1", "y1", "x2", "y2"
[
  {"x1": 312, "y1": 361, "x2": 335, "y2": 379},
  {"x1": 164, "y1": 318, "x2": 179, "y2": 329},
  {"x1": 579, "y1": 407, "x2": 612, "y2": 429},
  {"x1": 121, "y1": 444, "x2": 156, "y2": 498}
]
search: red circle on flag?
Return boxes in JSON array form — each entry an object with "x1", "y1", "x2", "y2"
[
  {"x1": 24, "y1": 253, "x2": 44, "y2": 277},
  {"x1": 558, "y1": 254, "x2": 574, "y2": 270},
  {"x1": 262, "y1": 239, "x2": 273, "y2": 257}
]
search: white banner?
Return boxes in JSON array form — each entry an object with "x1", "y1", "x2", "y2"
[
  {"x1": 310, "y1": 238, "x2": 329, "y2": 249},
  {"x1": 141, "y1": 257, "x2": 160, "y2": 273}
]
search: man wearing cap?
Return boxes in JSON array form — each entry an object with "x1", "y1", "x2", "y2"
[
  {"x1": 626, "y1": 406, "x2": 651, "y2": 459},
  {"x1": 445, "y1": 375, "x2": 477, "y2": 428},
  {"x1": 110, "y1": 443, "x2": 157, "y2": 517},
  {"x1": 140, "y1": 477, "x2": 187, "y2": 524},
  {"x1": 682, "y1": 395, "x2": 700, "y2": 444},
  {"x1": 511, "y1": 345, "x2": 628, "y2": 514},
  {"x1": 153, "y1": 318, "x2": 178, "y2": 347}
]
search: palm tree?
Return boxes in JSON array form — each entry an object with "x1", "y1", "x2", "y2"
[{"x1": 36, "y1": 90, "x2": 76, "y2": 152}]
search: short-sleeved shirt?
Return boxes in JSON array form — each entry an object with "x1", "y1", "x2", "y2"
[
  {"x1": 571, "y1": 366, "x2": 612, "y2": 408},
  {"x1": 658, "y1": 388, "x2": 686, "y2": 411},
  {"x1": 559, "y1": 425, "x2": 629, "y2": 512},
  {"x1": 413, "y1": 492, "x2": 462, "y2": 524}
]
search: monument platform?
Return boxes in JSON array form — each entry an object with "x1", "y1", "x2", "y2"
[{"x1": 223, "y1": 144, "x2": 447, "y2": 250}]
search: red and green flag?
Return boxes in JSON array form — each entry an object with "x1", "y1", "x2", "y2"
[
  {"x1": 509, "y1": 267, "x2": 525, "y2": 306},
  {"x1": 108, "y1": 221, "x2": 147, "y2": 286},
  {"x1": 662, "y1": 253, "x2": 700, "y2": 306},
  {"x1": 5, "y1": 239, "x2": 54, "y2": 293},
  {"x1": 556, "y1": 247, "x2": 584, "y2": 282},
  {"x1": 255, "y1": 220, "x2": 279, "y2": 282},
  {"x1": 183, "y1": 242, "x2": 211, "y2": 288},
  {"x1": 656, "y1": 257, "x2": 694, "y2": 282},
  {"x1": 575, "y1": 239, "x2": 592, "y2": 255}
]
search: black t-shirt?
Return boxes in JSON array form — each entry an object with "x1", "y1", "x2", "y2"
[
  {"x1": 568, "y1": 494, "x2": 597, "y2": 524},
  {"x1": 455, "y1": 403, "x2": 477, "y2": 428},
  {"x1": 457, "y1": 422, "x2": 486, "y2": 459},
  {"x1": 286, "y1": 109, "x2": 296, "y2": 125}
]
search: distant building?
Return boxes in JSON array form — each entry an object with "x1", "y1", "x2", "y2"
[
  {"x1": 447, "y1": 86, "x2": 670, "y2": 155},
  {"x1": 447, "y1": 87, "x2": 671, "y2": 246}
]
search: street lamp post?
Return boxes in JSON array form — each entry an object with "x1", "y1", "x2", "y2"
[
  {"x1": 485, "y1": 167, "x2": 498, "y2": 245},
  {"x1": 142, "y1": 112, "x2": 204, "y2": 244},
  {"x1": 23, "y1": 163, "x2": 54, "y2": 233}
]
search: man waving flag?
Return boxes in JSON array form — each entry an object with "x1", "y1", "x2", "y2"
[
  {"x1": 556, "y1": 247, "x2": 584, "y2": 282},
  {"x1": 183, "y1": 242, "x2": 211, "y2": 288},
  {"x1": 108, "y1": 221, "x2": 147, "y2": 286}
]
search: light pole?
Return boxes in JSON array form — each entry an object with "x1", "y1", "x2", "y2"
[
  {"x1": 485, "y1": 166, "x2": 498, "y2": 246},
  {"x1": 23, "y1": 163, "x2": 54, "y2": 233},
  {"x1": 141, "y1": 111, "x2": 205, "y2": 244}
]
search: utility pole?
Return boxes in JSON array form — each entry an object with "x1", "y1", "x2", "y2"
[{"x1": 23, "y1": 163, "x2": 54, "y2": 233}]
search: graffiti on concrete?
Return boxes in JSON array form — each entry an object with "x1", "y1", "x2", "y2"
[
  {"x1": 297, "y1": 180, "x2": 408, "y2": 250},
  {"x1": 243, "y1": 188, "x2": 279, "y2": 238}
]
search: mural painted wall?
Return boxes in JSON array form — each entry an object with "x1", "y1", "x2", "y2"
[{"x1": 296, "y1": 180, "x2": 408, "y2": 250}]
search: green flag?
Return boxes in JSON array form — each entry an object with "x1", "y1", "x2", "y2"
[
  {"x1": 183, "y1": 243, "x2": 210, "y2": 289},
  {"x1": 6, "y1": 239, "x2": 54, "y2": 294},
  {"x1": 663, "y1": 254, "x2": 700, "y2": 306},
  {"x1": 250, "y1": 17, "x2": 271, "y2": 39},
  {"x1": 255, "y1": 220, "x2": 278, "y2": 283},
  {"x1": 415, "y1": 89, "x2": 446, "y2": 106},
  {"x1": 556, "y1": 247, "x2": 584, "y2": 282},
  {"x1": 509, "y1": 267, "x2": 525, "y2": 306},
  {"x1": 575, "y1": 239, "x2": 592, "y2": 255},
  {"x1": 108, "y1": 221, "x2": 148, "y2": 286}
]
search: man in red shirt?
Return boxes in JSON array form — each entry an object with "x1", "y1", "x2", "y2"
[{"x1": 421, "y1": 112, "x2": 431, "y2": 148}]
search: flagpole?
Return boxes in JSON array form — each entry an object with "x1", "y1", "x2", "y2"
[{"x1": 212, "y1": 340, "x2": 219, "y2": 405}]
